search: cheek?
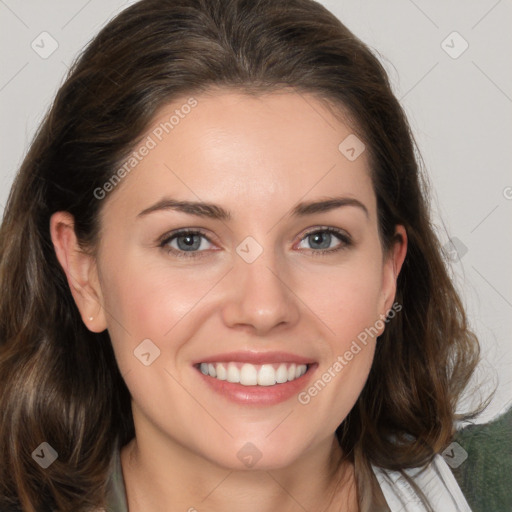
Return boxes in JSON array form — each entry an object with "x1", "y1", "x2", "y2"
[
  {"x1": 292, "y1": 255, "x2": 383, "y2": 419},
  {"x1": 98, "y1": 251, "x2": 223, "y2": 365},
  {"x1": 301, "y1": 257, "x2": 384, "y2": 343}
]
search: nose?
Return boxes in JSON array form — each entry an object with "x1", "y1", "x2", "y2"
[{"x1": 221, "y1": 245, "x2": 300, "y2": 336}]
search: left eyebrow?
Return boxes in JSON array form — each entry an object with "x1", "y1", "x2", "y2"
[
  {"x1": 136, "y1": 196, "x2": 369, "y2": 220},
  {"x1": 291, "y1": 197, "x2": 369, "y2": 218}
]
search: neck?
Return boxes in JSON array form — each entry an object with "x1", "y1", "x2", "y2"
[{"x1": 120, "y1": 430, "x2": 358, "y2": 512}]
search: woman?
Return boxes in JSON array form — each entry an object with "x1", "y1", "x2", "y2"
[{"x1": 0, "y1": 0, "x2": 489, "y2": 510}]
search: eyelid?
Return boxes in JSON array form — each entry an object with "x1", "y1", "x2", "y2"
[
  {"x1": 158, "y1": 227, "x2": 215, "y2": 244},
  {"x1": 297, "y1": 225, "x2": 351, "y2": 243}
]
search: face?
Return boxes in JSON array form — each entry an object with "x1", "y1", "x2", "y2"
[{"x1": 60, "y1": 89, "x2": 406, "y2": 471}]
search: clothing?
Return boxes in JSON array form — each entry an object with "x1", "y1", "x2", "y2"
[
  {"x1": 449, "y1": 406, "x2": 512, "y2": 511},
  {"x1": 103, "y1": 450, "x2": 472, "y2": 511},
  {"x1": 105, "y1": 449, "x2": 128, "y2": 512},
  {"x1": 101, "y1": 408, "x2": 512, "y2": 511},
  {"x1": 372, "y1": 455, "x2": 472, "y2": 511}
]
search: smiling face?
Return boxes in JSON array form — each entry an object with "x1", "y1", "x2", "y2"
[{"x1": 58, "y1": 89, "x2": 406, "y2": 471}]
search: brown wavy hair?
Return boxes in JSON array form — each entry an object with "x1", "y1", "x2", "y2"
[{"x1": 0, "y1": 0, "x2": 486, "y2": 510}]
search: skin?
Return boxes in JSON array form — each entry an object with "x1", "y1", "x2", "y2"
[{"x1": 51, "y1": 89, "x2": 407, "y2": 512}]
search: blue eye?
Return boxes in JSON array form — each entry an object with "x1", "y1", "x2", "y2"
[
  {"x1": 160, "y1": 230, "x2": 214, "y2": 259},
  {"x1": 159, "y1": 227, "x2": 352, "y2": 259},
  {"x1": 297, "y1": 227, "x2": 352, "y2": 256}
]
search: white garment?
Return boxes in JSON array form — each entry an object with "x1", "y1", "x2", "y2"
[{"x1": 372, "y1": 454, "x2": 473, "y2": 511}]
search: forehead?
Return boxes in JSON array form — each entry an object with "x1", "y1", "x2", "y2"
[{"x1": 101, "y1": 89, "x2": 376, "y2": 222}]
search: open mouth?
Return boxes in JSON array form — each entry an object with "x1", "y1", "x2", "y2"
[{"x1": 196, "y1": 362, "x2": 309, "y2": 387}]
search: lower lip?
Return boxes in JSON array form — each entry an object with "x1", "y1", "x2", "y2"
[{"x1": 196, "y1": 365, "x2": 317, "y2": 406}]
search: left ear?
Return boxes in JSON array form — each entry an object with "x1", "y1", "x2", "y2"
[{"x1": 379, "y1": 225, "x2": 407, "y2": 316}]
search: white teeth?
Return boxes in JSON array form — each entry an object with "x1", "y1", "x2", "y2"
[
  {"x1": 199, "y1": 362, "x2": 308, "y2": 386},
  {"x1": 276, "y1": 363, "x2": 288, "y2": 383},
  {"x1": 257, "y1": 364, "x2": 276, "y2": 386},
  {"x1": 226, "y1": 363, "x2": 240, "y2": 383},
  {"x1": 287, "y1": 363, "x2": 296, "y2": 381},
  {"x1": 216, "y1": 363, "x2": 227, "y2": 380},
  {"x1": 240, "y1": 363, "x2": 258, "y2": 385}
]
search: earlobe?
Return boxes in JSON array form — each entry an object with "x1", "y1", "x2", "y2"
[{"x1": 49, "y1": 211, "x2": 107, "y2": 333}]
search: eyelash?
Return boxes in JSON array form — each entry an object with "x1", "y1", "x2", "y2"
[{"x1": 158, "y1": 227, "x2": 352, "y2": 259}]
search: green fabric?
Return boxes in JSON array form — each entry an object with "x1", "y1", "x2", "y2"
[
  {"x1": 451, "y1": 406, "x2": 512, "y2": 512},
  {"x1": 105, "y1": 447, "x2": 128, "y2": 512}
]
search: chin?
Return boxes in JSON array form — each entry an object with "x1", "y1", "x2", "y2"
[{"x1": 195, "y1": 433, "x2": 313, "y2": 472}]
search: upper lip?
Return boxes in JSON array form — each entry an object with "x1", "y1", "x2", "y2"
[{"x1": 192, "y1": 351, "x2": 315, "y2": 365}]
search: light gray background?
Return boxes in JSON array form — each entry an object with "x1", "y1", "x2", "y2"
[{"x1": 1, "y1": 0, "x2": 511, "y2": 423}]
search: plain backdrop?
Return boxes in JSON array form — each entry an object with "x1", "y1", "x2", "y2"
[{"x1": 1, "y1": 0, "x2": 511, "y2": 424}]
